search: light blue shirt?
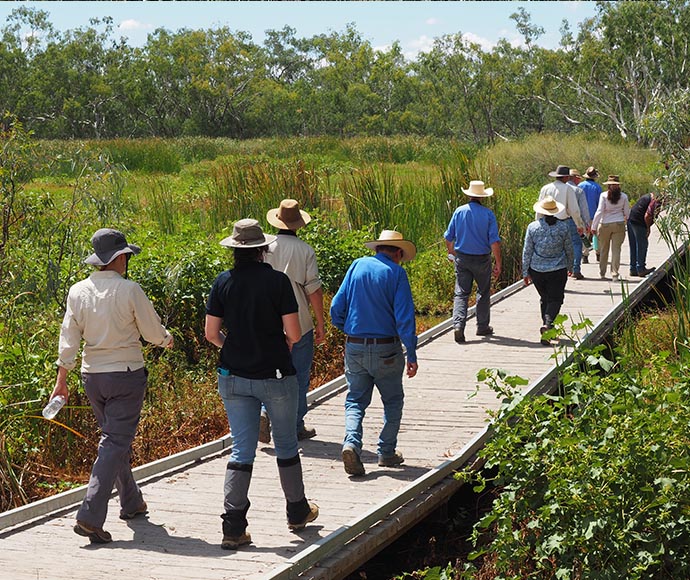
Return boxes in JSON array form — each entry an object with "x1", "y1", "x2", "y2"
[
  {"x1": 330, "y1": 253, "x2": 417, "y2": 363},
  {"x1": 444, "y1": 201, "x2": 500, "y2": 255},
  {"x1": 579, "y1": 179, "x2": 603, "y2": 219}
]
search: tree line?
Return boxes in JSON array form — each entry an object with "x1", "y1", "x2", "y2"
[{"x1": 1, "y1": 1, "x2": 689, "y2": 143}]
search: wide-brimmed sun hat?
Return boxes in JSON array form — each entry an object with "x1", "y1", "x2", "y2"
[
  {"x1": 533, "y1": 196, "x2": 565, "y2": 216},
  {"x1": 220, "y1": 218, "x2": 277, "y2": 248},
  {"x1": 364, "y1": 230, "x2": 417, "y2": 262},
  {"x1": 462, "y1": 180, "x2": 494, "y2": 197},
  {"x1": 266, "y1": 199, "x2": 311, "y2": 230},
  {"x1": 584, "y1": 166, "x2": 599, "y2": 179},
  {"x1": 84, "y1": 228, "x2": 141, "y2": 266},
  {"x1": 548, "y1": 165, "x2": 570, "y2": 178},
  {"x1": 603, "y1": 175, "x2": 621, "y2": 185},
  {"x1": 569, "y1": 168, "x2": 581, "y2": 178}
]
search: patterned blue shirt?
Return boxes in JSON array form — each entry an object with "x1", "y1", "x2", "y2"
[
  {"x1": 444, "y1": 201, "x2": 501, "y2": 255},
  {"x1": 522, "y1": 218, "x2": 574, "y2": 277},
  {"x1": 330, "y1": 253, "x2": 418, "y2": 363}
]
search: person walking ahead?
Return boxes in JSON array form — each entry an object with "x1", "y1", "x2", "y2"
[
  {"x1": 262, "y1": 199, "x2": 325, "y2": 443},
  {"x1": 444, "y1": 180, "x2": 502, "y2": 344},
  {"x1": 330, "y1": 230, "x2": 419, "y2": 477},
  {"x1": 51, "y1": 228, "x2": 174, "y2": 544},
  {"x1": 205, "y1": 219, "x2": 318, "y2": 549}
]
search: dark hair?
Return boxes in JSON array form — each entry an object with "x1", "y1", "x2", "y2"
[
  {"x1": 233, "y1": 246, "x2": 267, "y2": 264},
  {"x1": 375, "y1": 244, "x2": 403, "y2": 256},
  {"x1": 544, "y1": 215, "x2": 558, "y2": 225},
  {"x1": 607, "y1": 184, "x2": 621, "y2": 204}
]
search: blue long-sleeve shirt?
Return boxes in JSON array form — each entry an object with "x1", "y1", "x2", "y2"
[
  {"x1": 330, "y1": 253, "x2": 418, "y2": 363},
  {"x1": 444, "y1": 201, "x2": 500, "y2": 255},
  {"x1": 579, "y1": 179, "x2": 603, "y2": 220}
]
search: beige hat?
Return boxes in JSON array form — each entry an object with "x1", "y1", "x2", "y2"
[
  {"x1": 266, "y1": 199, "x2": 311, "y2": 230},
  {"x1": 364, "y1": 230, "x2": 417, "y2": 262},
  {"x1": 533, "y1": 196, "x2": 565, "y2": 216},
  {"x1": 220, "y1": 218, "x2": 277, "y2": 248},
  {"x1": 603, "y1": 175, "x2": 620, "y2": 185},
  {"x1": 569, "y1": 168, "x2": 581, "y2": 178},
  {"x1": 583, "y1": 166, "x2": 599, "y2": 179},
  {"x1": 462, "y1": 180, "x2": 494, "y2": 197}
]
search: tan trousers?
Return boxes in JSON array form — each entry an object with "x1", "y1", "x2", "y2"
[{"x1": 597, "y1": 221, "x2": 626, "y2": 278}]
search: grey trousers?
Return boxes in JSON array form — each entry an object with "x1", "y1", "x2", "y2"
[
  {"x1": 452, "y1": 252, "x2": 492, "y2": 331},
  {"x1": 76, "y1": 367, "x2": 147, "y2": 528}
]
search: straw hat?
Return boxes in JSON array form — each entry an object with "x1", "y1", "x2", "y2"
[
  {"x1": 266, "y1": 199, "x2": 311, "y2": 230},
  {"x1": 220, "y1": 219, "x2": 277, "y2": 248},
  {"x1": 533, "y1": 196, "x2": 565, "y2": 216},
  {"x1": 583, "y1": 166, "x2": 599, "y2": 179},
  {"x1": 569, "y1": 168, "x2": 581, "y2": 178},
  {"x1": 84, "y1": 228, "x2": 141, "y2": 266},
  {"x1": 462, "y1": 180, "x2": 494, "y2": 197},
  {"x1": 364, "y1": 230, "x2": 417, "y2": 262},
  {"x1": 603, "y1": 175, "x2": 620, "y2": 185}
]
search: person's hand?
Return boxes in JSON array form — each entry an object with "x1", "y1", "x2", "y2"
[
  {"x1": 52, "y1": 370, "x2": 69, "y2": 404},
  {"x1": 577, "y1": 227, "x2": 584, "y2": 235},
  {"x1": 406, "y1": 361, "x2": 418, "y2": 378},
  {"x1": 523, "y1": 276, "x2": 531, "y2": 286},
  {"x1": 165, "y1": 336, "x2": 174, "y2": 349},
  {"x1": 447, "y1": 253, "x2": 455, "y2": 263},
  {"x1": 493, "y1": 264, "x2": 502, "y2": 278},
  {"x1": 314, "y1": 323, "x2": 326, "y2": 346}
]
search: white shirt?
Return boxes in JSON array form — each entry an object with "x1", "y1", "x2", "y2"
[
  {"x1": 57, "y1": 270, "x2": 172, "y2": 372},
  {"x1": 591, "y1": 191, "x2": 631, "y2": 231},
  {"x1": 265, "y1": 233, "x2": 322, "y2": 337},
  {"x1": 538, "y1": 180, "x2": 585, "y2": 229}
]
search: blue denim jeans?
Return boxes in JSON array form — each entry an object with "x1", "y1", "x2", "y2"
[
  {"x1": 627, "y1": 221, "x2": 649, "y2": 273},
  {"x1": 290, "y1": 330, "x2": 314, "y2": 430},
  {"x1": 343, "y1": 341, "x2": 405, "y2": 458},
  {"x1": 567, "y1": 218, "x2": 583, "y2": 274},
  {"x1": 218, "y1": 372, "x2": 299, "y2": 463},
  {"x1": 452, "y1": 253, "x2": 492, "y2": 331}
]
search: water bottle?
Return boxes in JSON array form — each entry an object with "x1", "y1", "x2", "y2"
[{"x1": 42, "y1": 395, "x2": 66, "y2": 420}]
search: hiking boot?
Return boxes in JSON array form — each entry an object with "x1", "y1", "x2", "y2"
[
  {"x1": 378, "y1": 450, "x2": 404, "y2": 467},
  {"x1": 297, "y1": 426, "x2": 317, "y2": 440},
  {"x1": 582, "y1": 255, "x2": 589, "y2": 264},
  {"x1": 630, "y1": 270, "x2": 639, "y2": 277},
  {"x1": 572, "y1": 272, "x2": 585, "y2": 280},
  {"x1": 476, "y1": 326, "x2": 494, "y2": 336},
  {"x1": 74, "y1": 520, "x2": 112, "y2": 544},
  {"x1": 342, "y1": 446, "x2": 365, "y2": 476},
  {"x1": 596, "y1": 251, "x2": 601, "y2": 262},
  {"x1": 288, "y1": 501, "x2": 319, "y2": 531},
  {"x1": 221, "y1": 531, "x2": 252, "y2": 550},
  {"x1": 638, "y1": 267, "x2": 656, "y2": 276},
  {"x1": 258, "y1": 413, "x2": 271, "y2": 444},
  {"x1": 454, "y1": 329, "x2": 465, "y2": 343},
  {"x1": 540, "y1": 326, "x2": 552, "y2": 347},
  {"x1": 119, "y1": 501, "x2": 148, "y2": 520}
]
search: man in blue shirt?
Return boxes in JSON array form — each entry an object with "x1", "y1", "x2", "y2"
[
  {"x1": 330, "y1": 230, "x2": 419, "y2": 476},
  {"x1": 444, "y1": 181, "x2": 502, "y2": 344},
  {"x1": 579, "y1": 166, "x2": 603, "y2": 261}
]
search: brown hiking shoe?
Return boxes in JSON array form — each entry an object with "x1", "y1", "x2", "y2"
[
  {"x1": 288, "y1": 502, "x2": 319, "y2": 531},
  {"x1": 258, "y1": 413, "x2": 271, "y2": 444},
  {"x1": 342, "y1": 447, "x2": 365, "y2": 476},
  {"x1": 378, "y1": 450, "x2": 404, "y2": 467},
  {"x1": 74, "y1": 520, "x2": 112, "y2": 544},
  {"x1": 297, "y1": 426, "x2": 317, "y2": 440},
  {"x1": 221, "y1": 531, "x2": 252, "y2": 550},
  {"x1": 120, "y1": 501, "x2": 148, "y2": 520}
]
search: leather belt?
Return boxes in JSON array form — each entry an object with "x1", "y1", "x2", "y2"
[{"x1": 346, "y1": 336, "x2": 397, "y2": 344}]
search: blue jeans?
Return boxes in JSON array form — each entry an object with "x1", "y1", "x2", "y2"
[
  {"x1": 628, "y1": 221, "x2": 649, "y2": 273},
  {"x1": 452, "y1": 253, "x2": 492, "y2": 331},
  {"x1": 567, "y1": 218, "x2": 583, "y2": 274},
  {"x1": 218, "y1": 372, "x2": 299, "y2": 464},
  {"x1": 290, "y1": 330, "x2": 314, "y2": 430},
  {"x1": 343, "y1": 341, "x2": 405, "y2": 458}
]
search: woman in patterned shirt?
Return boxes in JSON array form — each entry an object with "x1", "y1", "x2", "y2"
[{"x1": 522, "y1": 196, "x2": 574, "y2": 346}]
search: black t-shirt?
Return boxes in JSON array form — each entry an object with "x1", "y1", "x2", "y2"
[
  {"x1": 629, "y1": 194, "x2": 651, "y2": 225},
  {"x1": 206, "y1": 261, "x2": 298, "y2": 379}
]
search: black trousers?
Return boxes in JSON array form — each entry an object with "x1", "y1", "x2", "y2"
[{"x1": 528, "y1": 267, "x2": 568, "y2": 328}]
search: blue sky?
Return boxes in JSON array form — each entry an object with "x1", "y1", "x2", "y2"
[{"x1": 0, "y1": 1, "x2": 599, "y2": 58}]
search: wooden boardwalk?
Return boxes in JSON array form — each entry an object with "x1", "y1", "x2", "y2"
[{"x1": 0, "y1": 227, "x2": 675, "y2": 580}]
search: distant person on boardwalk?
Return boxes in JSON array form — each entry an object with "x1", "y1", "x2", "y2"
[
  {"x1": 51, "y1": 228, "x2": 174, "y2": 544},
  {"x1": 537, "y1": 165, "x2": 585, "y2": 280},
  {"x1": 579, "y1": 166, "x2": 603, "y2": 261},
  {"x1": 522, "y1": 197, "x2": 574, "y2": 346},
  {"x1": 628, "y1": 192, "x2": 661, "y2": 277},
  {"x1": 568, "y1": 168, "x2": 593, "y2": 269},
  {"x1": 591, "y1": 175, "x2": 631, "y2": 282},
  {"x1": 205, "y1": 219, "x2": 318, "y2": 549},
  {"x1": 444, "y1": 180, "x2": 502, "y2": 344},
  {"x1": 330, "y1": 230, "x2": 418, "y2": 476},
  {"x1": 261, "y1": 199, "x2": 325, "y2": 444}
]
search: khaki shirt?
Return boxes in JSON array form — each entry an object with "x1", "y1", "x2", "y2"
[
  {"x1": 57, "y1": 270, "x2": 172, "y2": 372},
  {"x1": 538, "y1": 180, "x2": 585, "y2": 229}
]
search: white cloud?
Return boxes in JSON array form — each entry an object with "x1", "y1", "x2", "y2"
[
  {"x1": 404, "y1": 34, "x2": 435, "y2": 60},
  {"x1": 426, "y1": 18, "x2": 439, "y2": 25},
  {"x1": 119, "y1": 19, "x2": 153, "y2": 32},
  {"x1": 462, "y1": 32, "x2": 495, "y2": 51}
]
